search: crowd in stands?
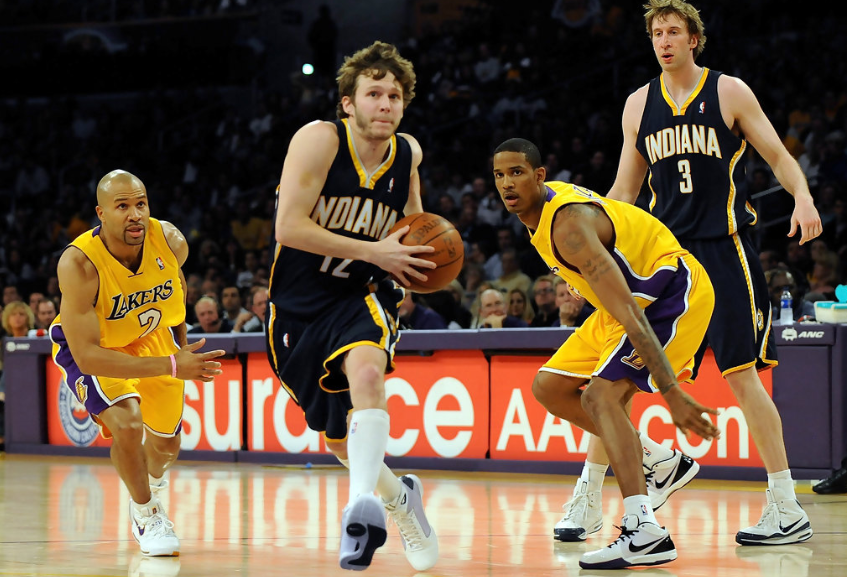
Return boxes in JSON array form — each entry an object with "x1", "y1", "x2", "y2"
[
  {"x1": 1, "y1": 0, "x2": 847, "y2": 345},
  {"x1": 0, "y1": 0, "x2": 255, "y2": 26}
]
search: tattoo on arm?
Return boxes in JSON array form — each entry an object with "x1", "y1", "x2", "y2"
[
  {"x1": 581, "y1": 253, "x2": 614, "y2": 283},
  {"x1": 624, "y1": 305, "x2": 678, "y2": 392}
]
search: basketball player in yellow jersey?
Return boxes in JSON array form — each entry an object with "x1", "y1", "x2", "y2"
[
  {"x1": 50, "y1": 170, "x2": 225, "y2": 557},
  {"x1": 493, "y1": 138, "x2": 720, "y2": 569}
]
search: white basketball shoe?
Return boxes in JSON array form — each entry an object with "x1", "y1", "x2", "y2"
[
  {"x1": 645, "y1": 449, "x2": 700, "y2": 510},
  {"x1": 553, "y1": 479, "x2": 603, "y2": 541},
  {"x1": 579, "y1": 514, "x2": 677, "y2": 570},
  {"x1": 130, "y1": 499, "x2": 180, "y2": 557},
  {"x1": 339, "y1": 493, "x2": 388, "y2": 571},
  {"x1": 735, "y1": 488, "x2": 813, "y2": 545},
  {"x1": 384, "y1": 474, "x2": 439, "y2": 571}
]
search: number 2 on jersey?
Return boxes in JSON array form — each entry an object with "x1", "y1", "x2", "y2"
[
  {"x1": 677, "y1": 159, "x2": 693, "y2": 193},
  {"x1": 319, "y1": 256, "x2": 353, "y2": 278},
  {"x1": 138, "y1": 308, "x2": 162, "y2": 338}
]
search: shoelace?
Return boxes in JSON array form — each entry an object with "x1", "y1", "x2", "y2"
[
  {"x1": 390, "y1": 509, "x2": 425, "y2": 550},
  {"x1": 561, "y1": 492, "x2": 589, "y2": 521},
  {"x1": 755, "y1": 501, "x2": 779, "y2": 528},
  {"x1": 608, "y1": 523, "x2": 637, "y2": 548},
  {"x1": 142, "y1": 513, "x2": 176, "y2": 538}
]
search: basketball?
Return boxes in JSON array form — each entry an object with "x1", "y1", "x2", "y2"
[{"x1": 388, "y1": 212, "x2": 464, "y2": 293}]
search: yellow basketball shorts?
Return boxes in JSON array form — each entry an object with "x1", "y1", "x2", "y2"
[
  {"x1": 541, "y1": 255, "x2": 714, "y2": 392},
  {"x1": 51, "y1": 324, "x2": 184, "y2": 437}
]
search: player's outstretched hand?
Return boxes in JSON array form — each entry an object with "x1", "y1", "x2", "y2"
[
  {"x1": 662, "y1": 385, "x2": 721, "y2": 440},
  {"x1": 372, "y1": 225, "x2": 436, "y2": 286},
  {"x1": 174, "y1": 338, "x2": 226, "y2": 382}
]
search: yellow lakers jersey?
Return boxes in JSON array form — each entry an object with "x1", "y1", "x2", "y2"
[
  {"x1": 531, "y1": 182, "x2": 690, "y2": 311},
  {"x1": 59, "y1": 217, "x2": 185, "y2": 349}
]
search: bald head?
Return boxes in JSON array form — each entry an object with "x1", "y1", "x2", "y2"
[
  {"x1": 96, "y1": 170, "x2": 146, "y2": 206},
  {"x1": 95, "y1": 169, "x2": 150, "y2": 248},
  {"x1": 480, "y1": 288, "x2": 506, "y2": 317}
]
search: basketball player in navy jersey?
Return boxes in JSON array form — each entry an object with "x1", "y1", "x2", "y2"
[
  {"x1": 550, "y1": 0, "x2": 821, "y2": 548},
  {"x1": 265, "y1": 41, "x2": 438, "y2": 571}
]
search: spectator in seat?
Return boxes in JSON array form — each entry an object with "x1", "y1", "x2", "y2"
[
  {"x1": 233, "y1": 286, "x2": 268, "y2": 333},
  {"x1": 188, "y1": 296, "x2": 233, "y2": 334},
  {"x1": 221, "y1": 284, "x2": 249, "y2": 325},
  {"x1": 478, "y1": 288, "x2": 527, "y2": 328},
  {"x1": 529, "y1": 275, "x2": 559, "y2": 327}
]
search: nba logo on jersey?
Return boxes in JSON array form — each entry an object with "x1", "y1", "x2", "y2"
[
  {"x1": 388, "y1": 177, "x2": 394, "y2": 193},
  {"x1": 699, "y1": 101, "x2": 706, "y2": 114},
  {"x1": 156, "y1": 257, "x2": 165, "y2": 270}
]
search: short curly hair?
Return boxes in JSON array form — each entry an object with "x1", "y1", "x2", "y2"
[{"x1": 335, "y1": 41, "x2": 416, "y2": 119}]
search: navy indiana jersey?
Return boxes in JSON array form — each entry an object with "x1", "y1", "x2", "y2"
[
  {"x1": 635, "y1": 69, "x2": 756, "y2": 240},
  {"x1": 269, "y1": 119, "x2": 412, "y2": 320}
]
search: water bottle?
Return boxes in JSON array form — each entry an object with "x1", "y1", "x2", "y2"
[{"x1": 779, "y1": 288, "x2": 793, "y2": 325}]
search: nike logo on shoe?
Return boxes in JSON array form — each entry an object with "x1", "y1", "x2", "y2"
[
  {"x1": 652, "y1": 465, "x2": 678, "y2": 489},
  {"x1": 779, "y1": 519, "x2": 806, "y2": 534},
  {"x1": 628, "y1": 535, "x2": 667, "y2": 553}
]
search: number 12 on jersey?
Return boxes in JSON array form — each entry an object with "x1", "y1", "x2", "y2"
[{"x1": 319, "y1": 256, "x2": 353, "y2": 278}]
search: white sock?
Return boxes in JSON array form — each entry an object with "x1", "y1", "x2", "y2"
[
  {"x1": 377, "y1": 463, "x2": 403, "y2": 503},
  {"x1": 149, "y1": 473, "x2": 164, "y2": 487},
  {"x1": 132, "y1": 496, "x2": 157, "y2": 516},
  {"x1": 623, "y1": 494, "x2": 658, "y2": 525},
  {"x1": 638, "y1": 431, "x2": 675, "y2": 468},
  {"x1": 347, "y1": 408, "x2": 390, "y2": 502},
  {"x1": 337, "y1": 456, "x2": 402, "y2": 504},
  {"x1": 768, "y1": 470, "x2": 796, "y2": 499},
  {"x1": 581, "y1": 461, "x2": 609, "y2": 492}
]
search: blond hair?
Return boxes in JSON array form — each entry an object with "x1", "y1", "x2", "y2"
[
  {"x1": 643, "y1": 0, "x2": 707, "y2": 59},
  {"x1": 2, "y1": 300, "x2": 35, "y2": 335},
  {"x1": 336, "y1": 41, "x2": 416, "y2": 119}
]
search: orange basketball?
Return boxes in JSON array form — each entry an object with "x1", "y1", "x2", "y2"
[{"x1": 388, "y1": 212, "x2": 464, "y2": 293}]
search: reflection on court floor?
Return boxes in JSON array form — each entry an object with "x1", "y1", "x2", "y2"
[{"x1": 0, "y1": 455, "x2": 843, "y2": 576}]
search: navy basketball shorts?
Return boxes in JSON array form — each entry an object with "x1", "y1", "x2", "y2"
[
  {"x1": 682, "y1": 229, "x2": 778, "y2": 378},
  {"x1": 265, "y1": 279, "x2": 404, "y2": 441}
]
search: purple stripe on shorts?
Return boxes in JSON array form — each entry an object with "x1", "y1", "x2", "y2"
[
  {"x1": 597, "y1": 258, "x2": 691, "y2": 392},
  {"x1": 50, "y1": 324, "x2": 110, "y2": 416},
  {"x1": 612, "y1": 251, "x2": 678, "y2": 301}
]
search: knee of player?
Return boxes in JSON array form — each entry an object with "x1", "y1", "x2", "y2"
[
  {"x1": 326, "y1": 439, "x2": 348, "y2": 461},
  {"x1": 152, "y1": 435, "x2": 181, "y2": 457},
  {"x1": 109, "y1": 417, "x2": 145, "y2": 444},
  {"x1": 531, "y1": 373, "x2": 556, "y2": 407},
  {"x1": 580, "y1": 379, "x2": 612, "y2": 417},
  {"x1": 346, "y1": 362, "x2": 385, "y2": 390}
]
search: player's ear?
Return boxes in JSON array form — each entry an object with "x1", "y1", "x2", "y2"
[
  {"x1": 341, "y1": 95, "x2": 355, "y2": 117},
  {"x1": 536, "y1": 166, "x2": 547, "y2": 184}
]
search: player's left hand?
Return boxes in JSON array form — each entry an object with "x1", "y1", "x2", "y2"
[
  {"x1": 788, "y1": 197, "x2": 822, "y2": 245},
  {"x1": 662, "y1": 385, "x2": 721, "y2": 440}
]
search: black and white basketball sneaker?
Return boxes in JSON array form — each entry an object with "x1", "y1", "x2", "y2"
[
  {"x1": 645, "y1": 449, "x2": 700, "y2": 510},
  {"x1": 736, "y1": 488, "x2": 813, "y2": 546},
  {"x1": 579, "y1": 514, "x2": 677, "y2": 570}
]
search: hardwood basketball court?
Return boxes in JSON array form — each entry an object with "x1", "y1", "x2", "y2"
[{"x1": 0, "y1": 454, "x2": 844, "y2": 576}]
